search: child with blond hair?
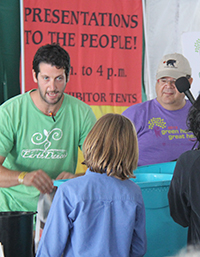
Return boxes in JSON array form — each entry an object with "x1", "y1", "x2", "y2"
[{"x1": 36, "y1": 113, "x2": 146, "y2": 257}]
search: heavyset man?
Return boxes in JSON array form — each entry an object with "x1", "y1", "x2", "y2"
[{"x1": 122, "y1": 53, "x2": 195, "y2": 166}]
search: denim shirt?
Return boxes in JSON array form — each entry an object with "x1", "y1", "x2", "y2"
[{"x1": 36, "y1": 169, "x2": 146, "y2": 257}]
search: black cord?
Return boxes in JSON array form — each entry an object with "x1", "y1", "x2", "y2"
[
  {"x1": 49, "y1": 112, "x2": 56, "y2": 122},
  {"x1": 191, "y1": 140, "x2": 199, "y2": 150}
]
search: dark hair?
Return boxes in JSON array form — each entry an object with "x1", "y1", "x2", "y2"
[
  {"x1": 187, "y1": 94, "x2": 200, "y2": 142},
  {"x1": 32, "y1": 43, "x2": 71, "y2": 79},
  {"x1": 82, "y1": 113, "x2": 138, "y2": 180}
]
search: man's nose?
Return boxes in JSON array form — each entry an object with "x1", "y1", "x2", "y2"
[
  {"x1": 165, "y1": 81, "x2": 175, "y2": 88},
  {"x1": 48, "y1": 80, "x2": 56, "y2": 91}
]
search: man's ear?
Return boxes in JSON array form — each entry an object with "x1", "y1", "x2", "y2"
[
  {"x1": 66, "y1": 74, "x2": 70, "y2": 83},
  {"x1": 189, "y1": 77, "x2": 193, "y2": 85},
  {"x1": 32, "y1": 69, "x2": 38, "y2": 83}
]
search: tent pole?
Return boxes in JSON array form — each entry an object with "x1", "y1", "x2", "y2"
[
  {"x1": 142, "y1": 0, "x2": 152, "y2": 100},
  {"x1": 20, "y1": 0, "x2": 25, "y2": 94}
]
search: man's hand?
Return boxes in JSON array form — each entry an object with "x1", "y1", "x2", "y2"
[{"x1": 23, "y1": 169, "x2": 54, "y2": 194}]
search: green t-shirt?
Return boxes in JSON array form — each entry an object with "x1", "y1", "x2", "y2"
[{"x1": 0, "y1": 90, "x2": 96, "y2": 212}]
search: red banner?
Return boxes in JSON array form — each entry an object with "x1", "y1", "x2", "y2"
[{"x1": 23, "y1": 0, "x2": 143, "y2": 107}]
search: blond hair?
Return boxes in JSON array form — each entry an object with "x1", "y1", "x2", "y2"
[{"x1": 82, "y1": 113, "x2": 138, "y2": 180}]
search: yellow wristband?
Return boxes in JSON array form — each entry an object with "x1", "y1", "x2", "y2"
[{"x1": 18, "y1": 172, "x2": 28, "y2": 184}]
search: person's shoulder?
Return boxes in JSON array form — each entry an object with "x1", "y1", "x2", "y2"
[
  {"x1": 122, "y1": 99, "x2": 154, "y2": 119},
  {"x1": 64, "y1": 93, "x2": 90, "y2": 108},
  {"x1": 63, "y1": 94, "x2": 96, "y2": 122},
  {"x1": 120, "y1": 179, "x2": 144, "y2": 202},
  {"x1": 127, "y1": 178, "x2": 142, "y2": 190},
  {"x1": 184, "y1": 100, "x2": 192, "y2": 109},
  {"x1": 179, "y1": 149, "x2": 198, "y2": 158},
  {"x1": 0, "y1": 92, "x2": 29, "y2": 109},
  {"x1": 176, "y1": 149, "x2": 200, "y2": 168},
  {"x1": 175, "y1": 149, "x2": 200, "y2": 181},
  {"x1": 58, "y1": 174, "x2": 89, "y2": 198},
  {"x1": 114, "y1": 177, "x2": 142, "y2": 195},
  {"x1": 123, "y1": 99, "x2": 154, "y2": 112}
]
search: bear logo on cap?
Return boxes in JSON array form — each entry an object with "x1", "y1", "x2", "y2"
[{"x1": 163, "y1": 59, "x2": 178, "y2": 68}]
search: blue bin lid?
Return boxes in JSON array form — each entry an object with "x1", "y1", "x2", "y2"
[
  {"x1": 53, "y1": 162, "x2": 175, "y2": 188},
  {"x1": 134, "y1": 161, "x2": 176, "y2": 174},
  {"x1": 131, "y1": 173, "x2": 172, "y2": 189},
  {"x1": 53, "y1": 179, "x2": 68, "y2": 187},
  {"x1": 132, "y1": 173, "x2": 172, "y2": 183}
]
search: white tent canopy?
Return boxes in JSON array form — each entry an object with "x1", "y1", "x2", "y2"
[{"x1": 143, "y1": 0, "x2": 200, "y2": 100}]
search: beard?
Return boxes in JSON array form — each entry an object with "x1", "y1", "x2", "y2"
[{"x1": 38, "y1": 84, "x2": 65, "y2": 106}]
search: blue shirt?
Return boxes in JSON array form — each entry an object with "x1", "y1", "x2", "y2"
[{"x1": 36, "y1": 169, "x2": 147, "y2": 257}]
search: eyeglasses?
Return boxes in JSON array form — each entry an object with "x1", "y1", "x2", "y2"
[{"x1": 159, "y1": 78, "x2": 176, "y2": 86}]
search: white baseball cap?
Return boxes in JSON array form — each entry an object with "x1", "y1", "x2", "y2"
[{"x1": 156, "y1": 53, "x2": 192, "y2": 80}]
